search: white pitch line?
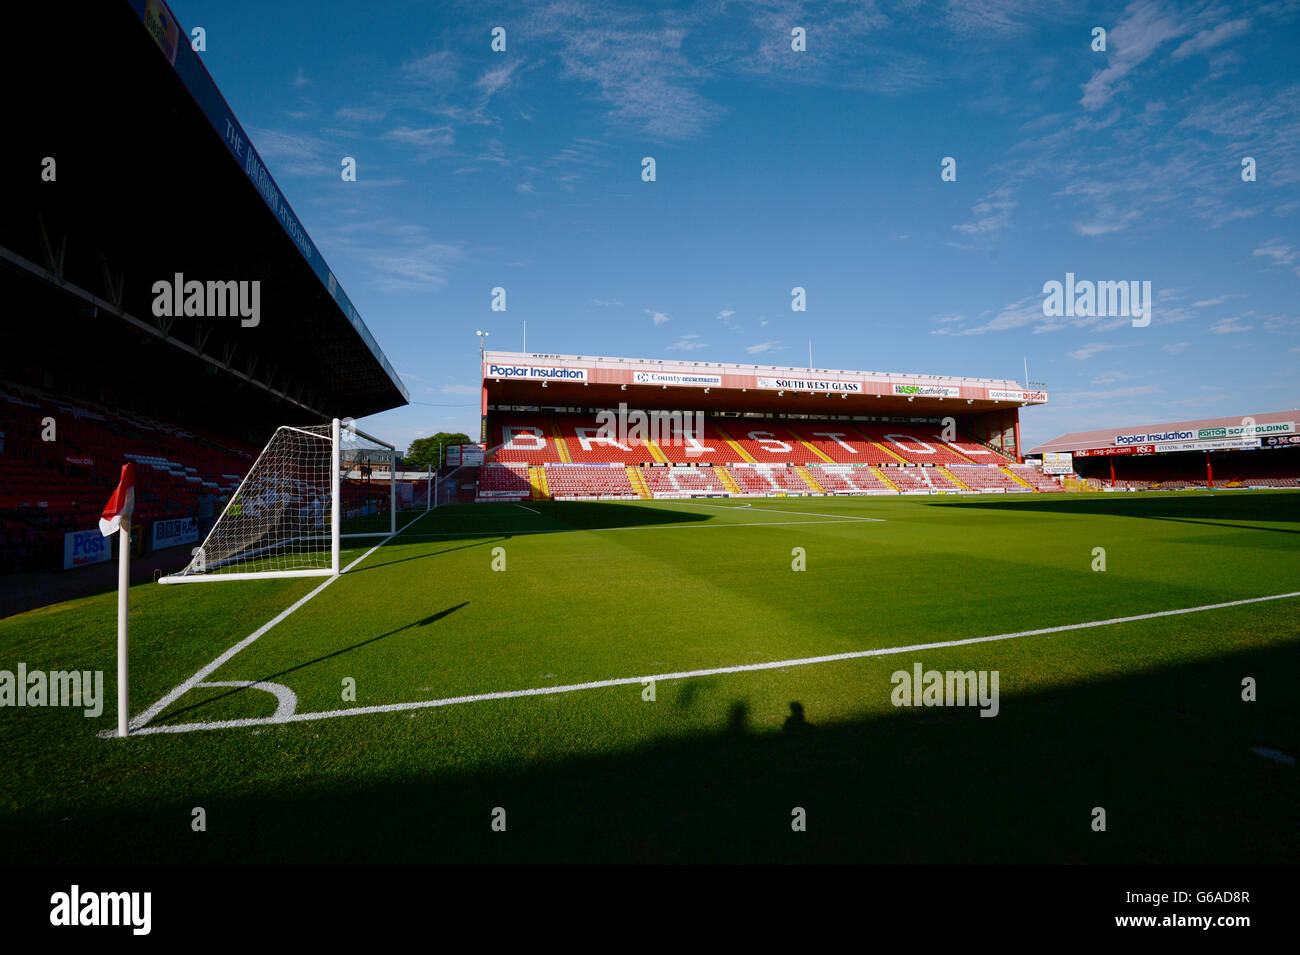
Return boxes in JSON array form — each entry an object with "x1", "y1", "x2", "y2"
[
  {"x1": 669, "y1": 500, "x2": 885, "y2": 522},
  {"x1": 124, "y1": 589, "x2": 1300, "y2": 736},
  {"x1": 395, "y1": 518, "x2": 872, "y2": 539},
  {"x1": 512, "y1": 502, "x2": 541, "y2": 515},
  {"x1": 127, "y1": 527, "x2": 407, "y2": 733}
]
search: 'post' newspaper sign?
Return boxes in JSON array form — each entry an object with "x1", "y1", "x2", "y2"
[{"x1": 63, "y1": 530, "x2": 111, "y2": 570}]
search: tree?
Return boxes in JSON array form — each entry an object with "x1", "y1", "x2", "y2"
[{"x1": 406, "y1": 432, "x2": 472, "y2": 470}]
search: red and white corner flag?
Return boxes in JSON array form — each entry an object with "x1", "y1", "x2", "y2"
[
  {"x1": 99, "y1": 462, "x2": 136, "y2": 537},
  {"x1": 100, "y1": 461, "x2": 135, "y2": 738}
]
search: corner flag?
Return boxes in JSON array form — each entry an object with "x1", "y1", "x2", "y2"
[
  {"x1": 99, "y1": 462, "x2": 136, "y2": 537},
  {"x1": 100, "y1": 462, "x2": 135, "y2": 737}
]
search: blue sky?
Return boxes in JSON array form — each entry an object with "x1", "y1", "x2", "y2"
[{"x1": 169, "y1": 0, "x2": 1300, "y2": 451}]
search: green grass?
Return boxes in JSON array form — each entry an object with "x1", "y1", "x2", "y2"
[{"x1": 2, "y1": 491, "x2": 1297, "y2": 863}]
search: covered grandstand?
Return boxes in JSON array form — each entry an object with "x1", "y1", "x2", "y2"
[
  {"x1": 1027, "y1": 410, "x2": 1300, "y2": 490},
  {"x1": 0, "y1": 0, "x2": 408, "y2": 581},
  {"x1": 474, "y1": 351, "x2": 1061, "y2": 501}
]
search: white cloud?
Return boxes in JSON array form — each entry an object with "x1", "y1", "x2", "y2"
[
  {"x1": 1080, "y1": 0, "x2": 1188, "y2": 111},
  {"x1": 1209, "y1": 316, "x2": 1253, "y2": 334},
  {"x1": 321, "y1": 216, "x2": 465, "y2": 293},
  {"x1": 666, "y1": 334, "x2": 707, "y2": 351},
  {"x1": 384, "y1": 126, "x2": 455, "y2": 157},
  {"x1": 1059, "y1": 383, "x2": 1164, "y2": 402},
  {"x1": 953, "y1": 297, "x2": 1041, "y2": 335},
  {"x1": 246, "y1": 128, "x2": 331, "y2": 177},
  {"x1": 645, "y1": 309, "x2": 670, "y2": 325},
  {"x1": 441, "y1": 384, "x2": 478, "y2": 396},
  {"x1": 402, "y1": 51, "x2": 458, "y2": 86},
  {"x1": 591, "y1": 298, "x2": 623, "y2": 308},
  {"x1": 335, "y1": 106, "x2": 386, "y2": 122},
  {"x1": 1091, "y1": 370, "x2": 1144, "y2": 385},
  {"x1": 745, "y1": 341, "x2": 782, "y2": 355},
  {"x1": 477, "y1": 61, "x2": 521, "y2": 97},
  {"x1": 1253, "y1": 239, "x2": 1299, "y2": 274},
  {"x1": 953, "y1": 186, "x2": 1016, "y2": 236},
  {"x1": 1172, "y1": 18, "x2": 1251, "y2": 59},
  {"x1": 1161, "y1": 341, "x2": 1190, "y2": 355},
  {"x1": 1069, "y1": 342, "x2": 1121, "y2": 360}
]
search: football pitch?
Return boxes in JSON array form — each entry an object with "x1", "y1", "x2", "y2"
[{"x1": 2, "y1": 491, "x2": 1298, "y2": 863}]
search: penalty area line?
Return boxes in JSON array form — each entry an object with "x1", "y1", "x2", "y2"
[{"x1": 125, "y1": 589, "x2": 1300, "y2": 736}]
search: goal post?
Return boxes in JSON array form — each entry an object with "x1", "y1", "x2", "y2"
[{"x1": 160, "y1": 417, "x2": 413, "y2": 584}]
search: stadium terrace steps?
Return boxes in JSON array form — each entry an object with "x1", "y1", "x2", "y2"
[
  {"x1": 1002, "y1": 467, "x2": 1035, "y2": 490},
  {"x1": 795, "y1": 465, "x2": 825, "y2": 493},
  {"x1": 868, "y1": 438, "x2": 909, "y2": 464},
  {"x1": 715, "y1": 467, "x2": 743, "y2": 494},
  {"x1": 710, "y1": 423, "x2": 757, "y2": 463},
  {"x1": 529, "y1": 466, "x2": 550, "y2": 500},
  {"x1": 549, "y1": 418, "x2": 573, "y2": 463},
  {"x1": 871, "y1": 467, "x2": 901, "y2": 492},
  {"x1": 796, "y1": 438, "x2": 836, "y2": 463},
  {"x1": 940, "y1": 467, "x2": 972, "y2": 491},
  {"x1": 626, "y1": 466, "x2": 652, "y2": 499},
  {"x1": 644, "y1": 440, "x2": 670, "y2": 464}
]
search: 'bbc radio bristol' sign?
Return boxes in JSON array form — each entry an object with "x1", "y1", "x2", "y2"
[
  {"x1": 486, "y1": 363, "x2": 588, "y2": 382},
  {"x1": 152, "y1": 517, "x2": 200, "y2": 551}
]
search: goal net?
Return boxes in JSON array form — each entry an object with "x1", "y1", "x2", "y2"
[{"x1": 160, "y1": 418, "x2": 410, "y2": 583}]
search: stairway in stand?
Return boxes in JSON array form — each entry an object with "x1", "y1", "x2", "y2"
[
  {"x1": 795, "y1": 466, "x2": 825, "y2": 493},
  {"x1": 528, "y1": 466, "x2": 550, "y2": 500},
  {"x1": 1001, "y1": 467, "x2": 1033, "y2": 490},
  {"x1": 716, "y1": 467, "x2": 743, "y2": 495},
  {"x1": 626, "y1": 466, "x2": 652, "y2": 499}
]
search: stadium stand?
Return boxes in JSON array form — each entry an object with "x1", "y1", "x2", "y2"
[
  {"x1": 0, "y1": 387, "x2": 259, "y2": 571},
  {"x1": 1029, "y1": 412, "x2": 1300, "y2": 491},
  {"x1": 474, "y1": 410, "x2": 1071, "y2": 500},
  {"x1": 543, "y1": 465, "x2": 636, "y2": 499}
]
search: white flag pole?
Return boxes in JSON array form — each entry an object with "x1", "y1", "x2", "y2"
[{"x1": 117, "y1": 519, "x2": 130, "y2": 738}]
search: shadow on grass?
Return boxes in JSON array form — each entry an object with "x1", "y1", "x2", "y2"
[
  {"x1": 923, "y1": 490, "x2": 1300, "y2": 533},
  {"x1": 153, "y1": 603, "x2": 469, "y2": 725},
  {"x1": 349, "y1": 500, "x2": 722, "y2": 561},
  {"x1": 6, "y1": 639, "x2": 1297, "y2": 864}
]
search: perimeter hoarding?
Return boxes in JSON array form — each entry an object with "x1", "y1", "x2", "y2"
[{"x1": 1042, "y1": 451, "x2": 1073, "y2": 475}]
